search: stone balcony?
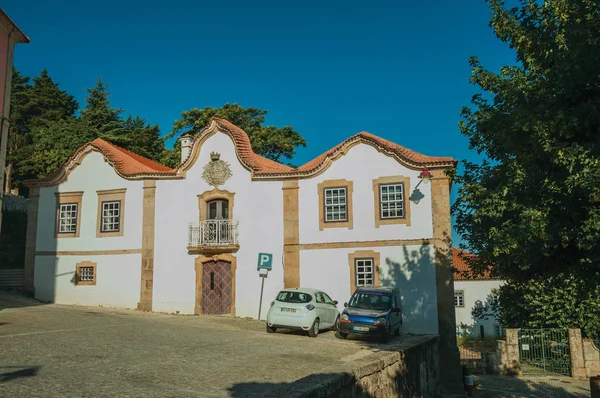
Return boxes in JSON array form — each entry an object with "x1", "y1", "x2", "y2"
[{"x1": 187, "y1": 220, "x2": 240, "y2": 255}]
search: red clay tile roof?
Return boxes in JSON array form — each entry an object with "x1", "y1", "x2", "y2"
[
  {"x1": 27, "y1": 118, "x2": 456, "y2": 185},
  {"x1": 453, "y1": 248, "x2": 497, "y2": 281},
  {"x1": 295, "y1": 132, "x2": 456, "y2": 174},
  {"x1": 204, "y1": 118, "x2": 294, "y2": 174},
  {"x1": 90, "y1": 139, "x2": 174, "y2": 174},
  {"x1": 24, "y1": 138, "x2": 175, "y2": 185}
]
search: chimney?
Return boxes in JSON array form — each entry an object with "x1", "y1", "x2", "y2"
[{"x1": 179, "y1": 134, "x2": 193, "y2": 164}]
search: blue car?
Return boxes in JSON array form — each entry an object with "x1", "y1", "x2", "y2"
[{"x1": 337, "y1": 286, "x2": 402, "y2": 342}]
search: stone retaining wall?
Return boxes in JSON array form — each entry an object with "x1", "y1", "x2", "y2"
[{"x1": 284, "y1": 336, "x2": 440, "y2": 398}]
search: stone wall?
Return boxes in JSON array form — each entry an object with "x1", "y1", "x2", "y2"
[
  {"x1": 583, "y1": 339, "x2": 600, "y2": 378},
  {"x1": 283, "y1": 336, "x2": 440, "y2": 398}
]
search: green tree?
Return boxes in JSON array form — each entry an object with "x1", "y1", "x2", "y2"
[
  {"x1": 162, "y1": 103, "x2": 306, "y2": 168},
  {"x1": 453, "y1": 0, "x2": 600, "y2": 333},
  {"x1": 7, "y1": 69, "x2": 78, "y2": 188}
]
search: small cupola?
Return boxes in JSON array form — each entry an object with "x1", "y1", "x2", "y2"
[{"x1": 179, "y1": 134, "x2": 193, "y2": 163}]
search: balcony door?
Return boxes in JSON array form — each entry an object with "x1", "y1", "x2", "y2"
[{"x1": 206, "y1": 199, "x2": 229, "y2": 244}]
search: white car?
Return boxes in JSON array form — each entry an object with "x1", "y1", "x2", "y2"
[{"x1": 266, "y1": 288, "x2": 340, "y2": 337}]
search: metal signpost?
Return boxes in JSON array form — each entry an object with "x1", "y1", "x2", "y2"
[{"x1": 257, "y1": 253, "x2": 273, "y2": 320}]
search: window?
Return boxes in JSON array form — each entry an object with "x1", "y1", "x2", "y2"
[
  {"x1": 494, "y1": 324, "x2": 504, "y2": 337},
  {"x1": 317, "y1": 179, "x2": 354, "y2": 230},
  {"x1": 75, "y1": 261, "x2": 97, "y2": 286},
  {"x1": 372, "y1": 176, "x2": 411, "y2": 228},
  {"x1": 355, "y1": 258, "x2": 374, "y2": 287},
  {"x1": 454, "y1": 290, "x2": 464, "y2": 307},
  {"x1": 276, "y1": 291, "x2": 312, "y2": 303},
  {"x1": 322, "y1": 292, "x2": 335, "y2": 305},
  {"x1": 55, "y1": 191, "x2": 83, "y2": 238},
  {"x1": 348, "y1": 250, "x2": 380, "y2": 292},
  {"x1": 379, "y1": 183, "x2": 404, "y2": 219},
  {"x1": 324, "y1": 187, "x2": 347, "y2": 222},
  {"x1": 96, "y1": 188, "x2": 126, "y2": 237},
  {"x1": 100, "y1": 201, "x2": 121, "y2": 232},
  {"x1": 58, "y1": 203, "x2": 78, "y2": 233}
]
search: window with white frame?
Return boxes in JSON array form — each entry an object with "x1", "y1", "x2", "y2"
[
  {"x1": 355, "y1": 258, "x2": 374, "y2": 287},
  {"x1": 100, "y1": 201, "x2": 121, "y2": 232},
  {"x1": 379, "y1": 183, "x2": 405, "y2": 219},
  {"x1": 324, "y1": 187, "x2": 347, "y2": 222},
  {"x1": 454, "y1": 290, "x2": 464, "y2": 307},
  {"x1": 58, "y1": 203, "x2": 78, "y2": 233}
]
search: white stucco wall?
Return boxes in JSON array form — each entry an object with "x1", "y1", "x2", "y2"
[
  {"x1": 454, "y1": 280, "x2": 505, "y2": 337},
  {"x1": 299, "y1": 244, "x2": 438, "y2": 335},
  {"x1": 33, "y1": 151, "x2": 144, "y2": 306},
  {"x1": 153, "y1": 130, "x2": 285, "y2": 318},
  {"x1": 34, "y1": 254, "x2": 141, "y2": 308},
  {"x1": 36, "y1": 151, "x2": 144, "y2": 252},
  {"x1": 298, "y1": 143, "x2": 434, "y2": 245}
]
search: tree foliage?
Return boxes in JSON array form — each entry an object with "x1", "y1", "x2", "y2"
[
  {"x1": 7, "y1": 74, "x2": 164, "y2": 185},
  {"x1": 162, "y1": 103, "x2": 306, "y2": 168},
  {"x1": 454, "y1": 0, "x2": 600, "y2": 333}
]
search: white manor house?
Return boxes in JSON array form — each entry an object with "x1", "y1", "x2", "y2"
[{"x1": 23, "y1": 118, "x2": 457, "y2": 337}]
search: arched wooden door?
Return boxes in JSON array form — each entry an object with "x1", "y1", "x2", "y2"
[{"x1": 201, "y1": 261, "x2": 233, "y2": 315}]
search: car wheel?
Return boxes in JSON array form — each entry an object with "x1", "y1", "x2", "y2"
[
  {"x1": 337, "y1": 332, "x2": 348, "y2": 340},
  {"x1": 333, "y1": 316, "x2": 340, "y2": 331},
  {"x1": 308, "y1": 318, "x2": 320, "y2": 338},
  {"x1": 266, "y1": 325, "x2": 277, "y2": 333}
]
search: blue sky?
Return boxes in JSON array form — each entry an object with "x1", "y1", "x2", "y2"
[{"x1": 4, "y1": 0, "x2": 516, "y2": 244}]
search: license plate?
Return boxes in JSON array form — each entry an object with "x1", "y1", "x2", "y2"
[
  {"x1": 353, "y1": 326, "x2": 370, "y2": 331},
  {"x1": 281, "y1": 308, "x2": 296, "y2": 313}
]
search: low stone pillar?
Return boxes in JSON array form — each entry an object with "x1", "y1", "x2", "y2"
[
  {"x1": 504, "y1": 329, "x2": 520, "y2": 373},
  {"x1": 591, "y1": 376, "x2": 600, "y2": 398},
  {"x1": 568, "y1": 328, "x2": 587, "y2": 379}
]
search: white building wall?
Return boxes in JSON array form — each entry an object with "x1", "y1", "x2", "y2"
[
  {"x1": 299, "y1": 244, "x2": 438, "y2": 335},
  {"x1": 153, "y1": 130, "x2": 285, "y2": 317},
  {"x1": 298, "y1": 144, "x2": 434, "y2": 244},
  {"x1": 454, "y1": 280, "x2": 504, "y2": 337},
  {"x1": 35, "y1": 151, "x2": 144, "y2": 252},
  {"x1": 34, "y1": 151, "x2": 144, "y2": 305},
  {"x1": 34, "y1": 254, "x2": 141, "y2": 308}
]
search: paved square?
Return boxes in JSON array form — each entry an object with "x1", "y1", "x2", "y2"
[{"x1": 0, "y1": 292, "x2": 400, "y2": 397}]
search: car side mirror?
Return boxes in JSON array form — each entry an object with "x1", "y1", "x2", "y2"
[
  {"x1": 392, "y1": 307, "x2": 401, "y2": 313},
  {"x1": 344, "y1": 302, "x2": 348, "y2": 308},
  {"x1": 333, "y1": 300, "x2": 338, "y2": 305}
]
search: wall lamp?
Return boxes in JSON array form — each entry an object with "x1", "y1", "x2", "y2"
[{"x1": 409, "y1": 168, "x2": 433, "y2": 205}]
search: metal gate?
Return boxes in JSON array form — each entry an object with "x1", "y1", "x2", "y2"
[{"x1": 518, "y1": 328, "x2": 571, "y2": 376}]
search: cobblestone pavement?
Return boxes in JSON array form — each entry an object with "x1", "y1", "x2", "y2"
[
  {"x1": 470, "y1": 375, "x2": 591, "y2": 397},
  {"x1": 0, "y1": 292, "x2": 417, "y2": 397}
]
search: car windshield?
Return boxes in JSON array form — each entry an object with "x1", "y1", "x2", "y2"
[
  {"x1": 276, "y1": 291, "x2": 312, "y2": 303},
  {"x1": 348, "y1": 293, "x2": 391, "y2": 311}
]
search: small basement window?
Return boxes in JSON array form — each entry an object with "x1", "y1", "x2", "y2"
[{"x1": 76, "y1": 261, "x2": 97, "y2": 286}]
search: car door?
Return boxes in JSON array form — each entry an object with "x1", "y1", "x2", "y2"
[
  {"x1": 321, "y1": 292, "x2": 339, "y2": 324},
  {"x1": 314, "y1": 292, "x2": 332, "y2": 327}
]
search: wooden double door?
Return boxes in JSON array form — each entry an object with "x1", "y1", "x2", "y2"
[{"x1": 201, "y1": 260, "x2": 233, "y2": 315}]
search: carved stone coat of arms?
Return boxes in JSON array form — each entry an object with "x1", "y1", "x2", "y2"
[{"x1": 201, "y1": 152, "x2": 232, "y2": 187}]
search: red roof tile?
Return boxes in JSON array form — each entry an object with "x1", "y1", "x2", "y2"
[
  {"x1": 295, "y1": 132, "x2": 456, "y2": 174},
  {"x1": 453, "y1": 248, "x2": 497, "y2": 281}
]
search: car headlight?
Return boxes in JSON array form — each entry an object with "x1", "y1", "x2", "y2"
[
  {"x1": 340, "y1": 313, "x2": 349, "y2": 322},
  {"x1": 374, "y1": 317, "x2": 387, "y2": 326}
]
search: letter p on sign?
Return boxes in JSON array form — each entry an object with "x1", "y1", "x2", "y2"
[{"x1": 257, "y1": 253, "x2": 273, "y2": 270}]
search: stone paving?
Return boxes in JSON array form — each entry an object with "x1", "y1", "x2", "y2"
[
  {"x1": 0, "y1": 292, "x2": 426, "y2": 397},
  {"x1": 470, "y1": 375, "x2": 591, "y2": 398}
]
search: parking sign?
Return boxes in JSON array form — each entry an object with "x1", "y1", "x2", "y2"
[{"x1": 257, "y1": 253, "x2": 273, "y2": 270}]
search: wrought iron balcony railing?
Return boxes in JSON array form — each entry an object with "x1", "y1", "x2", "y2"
[{"x1": 188, "y1": 220, "x2": 239, "y2": 248}]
